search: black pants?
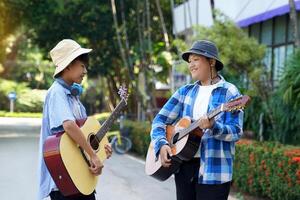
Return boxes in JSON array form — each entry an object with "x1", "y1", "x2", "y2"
[
  {"x1": 174, "y1": 158, "x2": 231, "y2": 200},
  {"x1": 49, "y1": 191, "x2": 96, "y2": 200}
]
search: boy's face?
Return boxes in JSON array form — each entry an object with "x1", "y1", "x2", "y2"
[
  {"x1": 188, "y1": 54, "x2": 211, "y2": 81},
  {"x1": 67, "y1": 60, "x2": 87, "y2": 84}
]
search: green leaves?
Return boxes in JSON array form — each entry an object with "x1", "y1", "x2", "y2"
[
  {"x1": 279, "y1": 49, "x2": 300, "y2": 109},
  {"x1": 234, "y1": 140, "x2": 300, "y2": 200}
]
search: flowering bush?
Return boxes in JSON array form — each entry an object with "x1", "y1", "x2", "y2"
[{"x1": 234, "y1": 139, "x2": 300, "y2": 200}]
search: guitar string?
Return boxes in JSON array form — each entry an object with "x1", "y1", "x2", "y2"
[{"x1": 175, "y1": 104, "x2": 222, "y2": 141}]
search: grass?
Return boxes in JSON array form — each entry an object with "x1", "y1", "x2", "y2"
[{"x1": 0, "y1": 110, "x2": 42, "y2": 118}]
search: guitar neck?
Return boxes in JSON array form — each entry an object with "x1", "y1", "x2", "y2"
[
  {"x1": 207, "y1": 104, "x2": 223, "y2": 120},
  {"x1": 96, "y1": 99, "x2": 126, "y2": 141},
  {"x1": 178, "y1": 104, "x2": 223, "y2": 138}
]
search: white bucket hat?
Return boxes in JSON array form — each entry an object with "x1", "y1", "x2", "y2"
[{"x1": 50, "y1": 39, "x2": 92, "y2": 78}]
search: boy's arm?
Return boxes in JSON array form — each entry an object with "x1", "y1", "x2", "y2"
[
  {"x1": 48, "y1": 91, "x2": 102, "y2": 175},
  {"x1": 210, "y1": 87, "x2": 244, "y2": 142},
  {"x1": 150, "y1": 87, "x2": 184, "y2": 156}
]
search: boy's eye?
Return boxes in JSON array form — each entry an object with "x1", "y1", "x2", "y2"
[
  {"x1": 81, "y1": 64, "x2": 87, "y2": 69},
  {"x1": 189, "y1": 58, "x2": 197, "y2": 63}
]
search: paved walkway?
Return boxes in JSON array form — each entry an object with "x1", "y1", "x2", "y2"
[{"x1": 0, "y1": 117, "x2": 239, "y2": 200}]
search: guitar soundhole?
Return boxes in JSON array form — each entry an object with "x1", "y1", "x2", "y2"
[
  {"x1": 89, "y1": 134, "x2": 99, "y2": 151},
  {"x1": 172, "y1": 132, "x2": 179, "y2": 144}
]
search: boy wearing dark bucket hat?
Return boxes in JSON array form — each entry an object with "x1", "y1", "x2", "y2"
[
  {"x1": 37, "y1": 39, "x2": 112, "y2": 200},
  {"x1": 151, "y1": 40, "x2": 244, "y2": 200}
]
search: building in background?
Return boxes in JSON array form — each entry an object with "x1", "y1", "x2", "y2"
[{"x1": 172, "y1": 0, "x2": 300, "y2": 85}]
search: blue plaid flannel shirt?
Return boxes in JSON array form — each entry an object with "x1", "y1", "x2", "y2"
[{"x1": 150, "y1": 76, "x2": 244, "y2": 184}]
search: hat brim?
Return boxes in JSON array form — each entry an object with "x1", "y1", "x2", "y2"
[
  {"x1": 53, "y1": 48, "x2": 92, "y2": 78},
  {"x1": 182, "y1": 50, "x2": 223, "y2": 71}
]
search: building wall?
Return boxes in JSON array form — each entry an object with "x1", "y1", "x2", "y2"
[
  {"x1": 246, "y1": 13, "x2": 300, "y2": 85},
  {"x1": 173, "y1": 0, "x2": 294, "y2": 34}
]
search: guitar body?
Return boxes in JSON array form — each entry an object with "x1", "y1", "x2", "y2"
[
  {"x1": 146, "y1": 95, "x2": 250, "y2": 181},
  {"x1": 145, "y1": 117, "x2": 203, "y2": 181},
  {"x1": 43, "y1": 116, "x2": 109, "y2": 196}
]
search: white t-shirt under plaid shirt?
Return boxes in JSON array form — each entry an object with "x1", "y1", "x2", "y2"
[{"x1": 192, "y1": 80, "x2": 224, "y2": 157}]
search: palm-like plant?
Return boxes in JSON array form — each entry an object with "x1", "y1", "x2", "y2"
[
  {"x1": 275, "y1": 49, "x2": 300, "y2": 144},
  {"x1": 280, "y1": 49, "x2": 300, "y2": 109}
]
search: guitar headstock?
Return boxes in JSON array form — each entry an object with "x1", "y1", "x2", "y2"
[
  {"x1": 118, "y1": 85, "x2": 129, "y2": 104},
  {"x1": 222, "y1": 95, "x2": 251, "y2": 112}
]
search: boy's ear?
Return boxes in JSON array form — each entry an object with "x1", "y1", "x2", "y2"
[{"x1": 209, "y1": 59, "x2": 216, "y2": 67}]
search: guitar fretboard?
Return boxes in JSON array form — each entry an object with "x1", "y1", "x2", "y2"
[
  {"x1": 175, "y1": 104, "x2": 223, "y2": 141},
  {"x1": 96, "y1": 99, "x2": 126, "y2": 141}
]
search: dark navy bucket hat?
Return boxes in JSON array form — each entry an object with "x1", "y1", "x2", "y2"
[{"x1": 182, "y1": 40, "x2": 224, "y2": 71}]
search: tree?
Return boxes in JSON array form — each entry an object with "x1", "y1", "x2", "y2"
[
  {"x1": 289, "y1": 0, "x2": 300, "y2": 47},
  {"x1": 272, "y1": 49, "x2": 300, "y2": 144},
  {"x1": 7, "y1": 0, "x2": 175, "y2": 118},
  {"x1": 0, "y1": 0, "x2": 22, "y2": 75}
]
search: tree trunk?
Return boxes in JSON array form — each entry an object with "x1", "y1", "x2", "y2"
[
  {"x1": 110, "y1": 0, "x2": 132, "y2": 79},
  {"x1": 120, "y1": 0, "x2": 135, "y2": 80},
  {"x1": 136, "y1": 1, "x2": 147, "y2": 121},
  {"x1": 289, "y1": 0, "x2": 300, "y2": 47},
  {"x1": 155, "y1": 0, "x2": 170, "y2": 50},
  {"x1": 210, "y1": 0, "x2": 216, "y2": 22}
]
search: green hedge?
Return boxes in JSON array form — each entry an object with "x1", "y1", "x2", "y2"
[
  {"x1": 121, "y1": 121, "x2": 300, "y2": 199},
  {"x1": 234, "y1": 139, "x2": 300, "y2": 200},
  {"x1": 0, "y1": 78, "x2": 46, "y2": 112},
  {"x1": 0, "y1": 110, "x2": 42, "y2": 118},
  {"x1": 123, "y1": 120, "x2": 151, "y2": 157}
]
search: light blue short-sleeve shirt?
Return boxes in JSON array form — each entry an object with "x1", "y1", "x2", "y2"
[{"x1": 37, "y1": 80, "x2": 87, "y2": 200}]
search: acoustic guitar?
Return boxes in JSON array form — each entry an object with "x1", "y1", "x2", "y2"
[
  {"x1": 145, "y1": 95, "x2": 250, "y2": 181},
  {"x1": 43, "y1": 86, "x2": 128, "y2": 196}
]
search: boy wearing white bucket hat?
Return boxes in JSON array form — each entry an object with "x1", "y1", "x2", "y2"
[{"x1": 37, "y1": 39, "x2": 112, "y2": 200}]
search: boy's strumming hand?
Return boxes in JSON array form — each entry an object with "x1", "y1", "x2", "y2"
[
  {"x1": 89, "y1": 153, "x2": 103, "y2": 176},
  {"x1": 160, "y1": 144, "x2": 172, "y2": 168}
]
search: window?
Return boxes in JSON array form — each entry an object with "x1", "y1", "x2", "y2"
[
  {"x1": 298, "y1": 12, "x2": 300, "y2": 32},
  {"x1": 286, "y1": 44, "x2": 295, "y2": 60},
  {"x1": 263, "y1": 47, "x2": 272, "y2": 72},
  {"x1": 261, "y1": 20, "x2": 272, "y2": 45},
  {"x1": 245, "y1": 14, "x2": 296, "y2": 87},
  {"x1": 274, "y1": 15, "x2": 287, "y2": 45},
  {"x1": 273, "y1": 46, "x2": 286, "y2": 84},
  {"x1": 242, "y1": 27, "x2": 249, "y2": 35},
  {"x1": 250, "y1": 23, "x2": 260, "y2": 41}
]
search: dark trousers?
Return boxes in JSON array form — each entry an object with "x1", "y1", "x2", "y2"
[
  {"x1": 174, "y1": 158, "x2": 231, "y2": 200},
  {"x1": 49, "y1": 191, "x2": 96, "y2": 200}
]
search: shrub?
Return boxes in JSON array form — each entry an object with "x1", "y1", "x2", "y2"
[
  {"x1": 0, "y1": 78, "x2": 46, "y2": 112},
  {"x1": 234, "y1": 139, "x2": 300, "y2": 200},
  {"x1": 15, "y1": 89, "x2": 46, "y2": 112},
  {"x1": 123, "y1": 120, "x2": 151, "y2": 157}
]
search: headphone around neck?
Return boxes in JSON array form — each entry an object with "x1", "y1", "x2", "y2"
[{"x1": 56, "y1": 78, "x2": 83, "y2": 96}]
